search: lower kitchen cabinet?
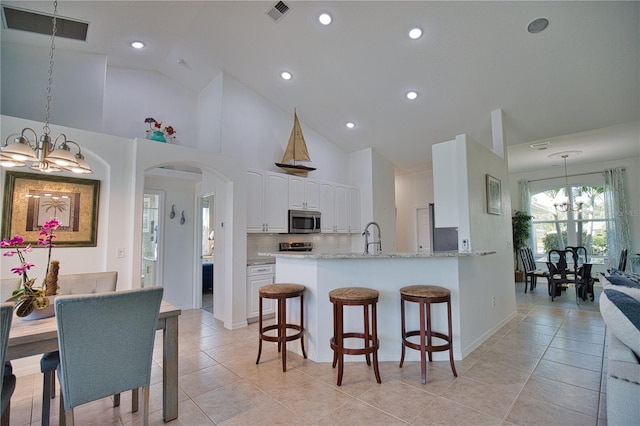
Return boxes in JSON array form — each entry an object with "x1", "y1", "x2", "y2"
[{"x1": 247, "y1": 263, "x2": 275, "y2": 321}]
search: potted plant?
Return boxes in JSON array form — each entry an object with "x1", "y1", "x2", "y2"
[
  {"x1": 512, "y1": 210, "x2": 533, "y2": 282},
  {"x1": 2, "y1": 218, "x2": 61, "y2": 317}
]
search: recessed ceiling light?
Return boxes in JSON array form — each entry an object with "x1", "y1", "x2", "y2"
[
  {"x1": 319, "y1": 13, "x2": 332, "y2": 25},
  {"x1": 130, "y1": 41, "x2": 145, "y2": 49},
  {"x1": 406, "y1": 91, "x2": 418, "y2": 100},
  {"x1": 346, "y1": 122, "x2": 356, "y2": 129},
  {"x1": 408, "y1": 28, "x2": 423, "y2": 40},
  {"x1": 280, "y1": 71, "x2": 292, "y2": 80},
  {"x1": 527, "y1": 17, "x2": 549, "y2": 34}
]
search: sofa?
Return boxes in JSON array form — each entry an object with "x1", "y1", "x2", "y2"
[
  {"x1": 599, "y1": 270, "x2": 640, "y2": 426},
  {"x1": 1, "y1": 271, "x2": 118, "y2": 301}
]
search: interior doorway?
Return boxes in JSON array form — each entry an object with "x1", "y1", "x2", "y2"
[
  {"x1": 141, "y1": 190, "x2": 164, "y2": 287},
  {"x1": 201, "y1": 194, "x2": 215, "y2": 313},
  {"x1": 417, "y1": 207, "x2": 430, "y2": 253}
]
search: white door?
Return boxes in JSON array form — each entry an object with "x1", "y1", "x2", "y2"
[{"x1": 417, "y1": 208, "x2": 430, "y2": 253}]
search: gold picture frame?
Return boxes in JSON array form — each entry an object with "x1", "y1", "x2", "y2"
[
  {"x1": 2, "y1": 171, "x2": 100, "y2": 247},
  {"x1": 486, "y1": 174, "x2": 502, "y2": 215}
]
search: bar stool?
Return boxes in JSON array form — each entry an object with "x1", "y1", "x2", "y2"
[
  {"x1": 256, "y1": 283, "x2": 306, "y2": 372},
  {"x1": 329, "y1": 287, "x2": 381, "y2": 386},
  {"x1": 399, "y1": 285, "x2": 457, "y2": 384}
]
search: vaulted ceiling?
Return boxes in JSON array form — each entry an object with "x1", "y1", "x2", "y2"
[{"x1": 2, "y1": 1, "x2": 638, "y2": 173}]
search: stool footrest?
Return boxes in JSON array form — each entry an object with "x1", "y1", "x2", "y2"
[
  {"x1": 259, "y1": 324, "x2": 305, "y2": 343},
  {"x1": 330, "y1": 333, "x2": 379, "y2": 356},
  {"x1": 402, "y1": 330, "x2": 451, "y2": 353}
]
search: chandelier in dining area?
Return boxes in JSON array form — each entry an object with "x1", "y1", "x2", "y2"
[{"x1": 0, "y1": 0, "x2": 92, "y2": 174}]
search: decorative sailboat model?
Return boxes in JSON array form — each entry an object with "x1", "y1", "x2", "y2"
[{"x1": 275, "y1": 111, "x2": 316, "y2": 177}]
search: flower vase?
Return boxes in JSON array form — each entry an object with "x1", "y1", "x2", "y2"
[
  {"x1": 150, "y1": 130, "x2": 167, "y2": 143},
  {"x1": 22, "y1": 296, "x2": 56, "y2": 321}
]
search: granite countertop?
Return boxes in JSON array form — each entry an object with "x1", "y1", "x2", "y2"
[{"x1": 258, "y1": 250, "x2": 496, "y2": 259}]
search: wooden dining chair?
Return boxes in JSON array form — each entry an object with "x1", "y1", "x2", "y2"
[
  {"x1": 519, "y1": 247, "x2": 549, "y2": 293},
  {"x1": 55, "y1": 287, "x2": 163, "y2": 425},
  {"x1": 1, "y1": 303, "x2": 16, "y2": 426}
]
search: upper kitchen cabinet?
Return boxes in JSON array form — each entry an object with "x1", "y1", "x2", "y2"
[
  {"x1": 288, "y1": 176, "x2": 319, "y2": 211},
  {"x1": 319, "y1": 181, "x2": 360, "y2": 233},
  {"x1": 348, "y1": 186, "x2": 361, "y2": 234},
  {"x1": 247, "y1": 169, "x2": 288, "y2": 233}
]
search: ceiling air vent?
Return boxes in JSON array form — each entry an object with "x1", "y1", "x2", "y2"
[
  {"x1": 2, "y1": 6, "x2": 88, "y2": 41},
  {"x1": 266, "y1": 1, "x2": 290, "y2": 23}
]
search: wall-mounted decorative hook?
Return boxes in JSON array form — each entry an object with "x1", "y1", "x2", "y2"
[
  {"x1": 180, "y1": 211, "x2": 186, "y2": 225},
  {"x1": 169, "y1": 204, "x2": 176, "y2": 219}
]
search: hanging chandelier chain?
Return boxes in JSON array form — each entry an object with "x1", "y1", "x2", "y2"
[{"x1": 44, "y1": 0, "x2": 58, "y2": 136}]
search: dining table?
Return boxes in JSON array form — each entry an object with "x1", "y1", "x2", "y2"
[{"x1": 7, "y1": 300, "x2": 181, "y2": 422}]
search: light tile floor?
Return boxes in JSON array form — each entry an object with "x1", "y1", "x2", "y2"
[{"x1": 7, "y1": 282, "x2": 608, "y2": 425}]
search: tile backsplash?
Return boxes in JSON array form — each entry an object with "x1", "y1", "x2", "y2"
[{"x1": 247, "y1": 233, "x2": 354, "y2": 259}]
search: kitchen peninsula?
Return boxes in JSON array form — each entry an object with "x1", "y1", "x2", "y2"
[{"x1": 260, "y1": 250, "x2": 511, "y2": 363}]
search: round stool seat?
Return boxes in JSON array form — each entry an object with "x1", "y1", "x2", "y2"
[
  {"x1": 329, "y1": 287, "x2": 379, "y2": 302},
  {"x1": 259, "y1": 283, "x2": 305, "y2": 297},
  {"x1": 400, "y1": 285, "x2": 450, "y2": 299}
]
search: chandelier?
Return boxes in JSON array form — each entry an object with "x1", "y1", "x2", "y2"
[
  {"x1": 0, "y1": 1, "x2": 92, "y2": 174},
  {"x1": 551, "y1": 152, "x2": 583, "y2": 212}
]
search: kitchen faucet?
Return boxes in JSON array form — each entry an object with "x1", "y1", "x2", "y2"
[{"x1": 362, "y1": 221, "x2": 382, "y2": 254}]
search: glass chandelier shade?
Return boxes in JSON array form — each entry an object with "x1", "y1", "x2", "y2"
[
  {"x1": 553, "y1": 154, "x2": 583, "y2": 212},
  {"x1": 0, "y1": 0, "x2": 92, "y2": 174}
]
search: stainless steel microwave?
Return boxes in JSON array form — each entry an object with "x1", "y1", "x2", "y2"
[{"x1": 288, "y1": 210, "x2": 321, "y2": 234}]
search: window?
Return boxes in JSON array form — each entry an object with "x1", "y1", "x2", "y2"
[{"x1": 530, "y1": 185, "x2": 607, "y2": 262}]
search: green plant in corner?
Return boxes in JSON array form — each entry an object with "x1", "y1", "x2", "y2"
[{"x1": 512, "y1": 210, "x2": 534, "y2": 274}]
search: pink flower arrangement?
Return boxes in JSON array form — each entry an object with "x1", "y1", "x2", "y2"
[{"x1": 2, "y1": 218, "x2": 61, "y2": 316}]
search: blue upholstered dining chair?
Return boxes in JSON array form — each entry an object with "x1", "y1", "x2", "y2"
[
  {"x1": 1, "y1": 303, "x2": 16, "y2": 426},
  {"x1": 40, "y1": 271, "x2": 119, "y2": 426},
  {"x1": 55, "y1": 287, "x2": 163, "y2": 426}
]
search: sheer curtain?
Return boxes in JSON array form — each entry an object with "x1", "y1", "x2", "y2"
[
  {"x1": 519, "y1": 179, "x2": 532, "y2": 248},
  {"x1": 603, "y1": 168, "x2": 631, "y2": 269}
]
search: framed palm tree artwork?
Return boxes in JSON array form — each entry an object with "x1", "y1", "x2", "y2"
[{"x1": 2, "y1": 171, "x2": 99, "y2": 247}]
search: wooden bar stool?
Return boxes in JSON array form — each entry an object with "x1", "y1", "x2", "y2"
[
  {"x1": 399, "y1": 285, "x2": 457, "y2": 384},
  {"x1": 329, "y1": 287, "x2": 381, "y2": 386},
  {"x1": 256, "y1": 283, "x2": 306, "y2": 372}
]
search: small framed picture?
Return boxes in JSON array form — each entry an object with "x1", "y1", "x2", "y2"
[{"x1": 486, "y1": 174, "x2": 502, "y2": 215}]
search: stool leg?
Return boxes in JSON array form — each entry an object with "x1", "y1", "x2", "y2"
[
  {"x1": 426, "y1": 299, "x2": 433, "y2": 362},
  {"x1": 336, "y1": 303, "x2": 345, "y2": 386},
  {"x1": 399, "y1": 297, "x2": 406, "y2": 368},
  {"x1": 332, "y1": 301, "x2": 338, "y2": 368},
  {"x1": 256, "y1": 295, "x2": 263, "y2": 365},
  {"x1": 299, "y1": 293, "x2": 307, "y2": 359},
  {"x1": 371, "y1": 301, "x2": 381, "y2": 384},
  {"x1": 420, "y1": 300, "x2": 427, "y2": 385},
  {"x1": 447, "y1": 298, "x2": 458, "y2": 377},
  {"x1": 279, "y1": 297, "x2": 287, "y2": 372},
  {"x1": 363, "y1": 303, "x2": 371, "y2": 366}
]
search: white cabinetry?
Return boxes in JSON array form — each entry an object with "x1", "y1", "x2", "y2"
[
  {"x1": 319, "y1": 182, "x2": 360, "y2": 233},
  {"x1": 247, "y1": 264, "x2": 275, "y2": 321},
  {"x1": 348, "y1": 186, "x2": 361, "y2": 233},
  {"x1": 288, "y1": 176, "x2": 319, "y2": 210},
  {"x1": 246, "y1": 169, "x2": 288, "y2": 233}
]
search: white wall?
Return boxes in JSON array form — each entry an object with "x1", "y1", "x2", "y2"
[
  {"x1": 431, "y1": 134, "x2": 516, "y2": 351},
  {"x1": 1, "y1": 42, "x2": 106, "y2": 131},
  {"x1": 103, "y1": 66, "x2": 198, "y2": 145},
  {"x1": 1, "y1": 42, "x2": 199, "y2": 145}
]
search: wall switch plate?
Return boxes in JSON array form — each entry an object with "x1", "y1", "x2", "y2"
[{"x1": 116, "y1": 248, "x2": 125, "y2": 258}]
